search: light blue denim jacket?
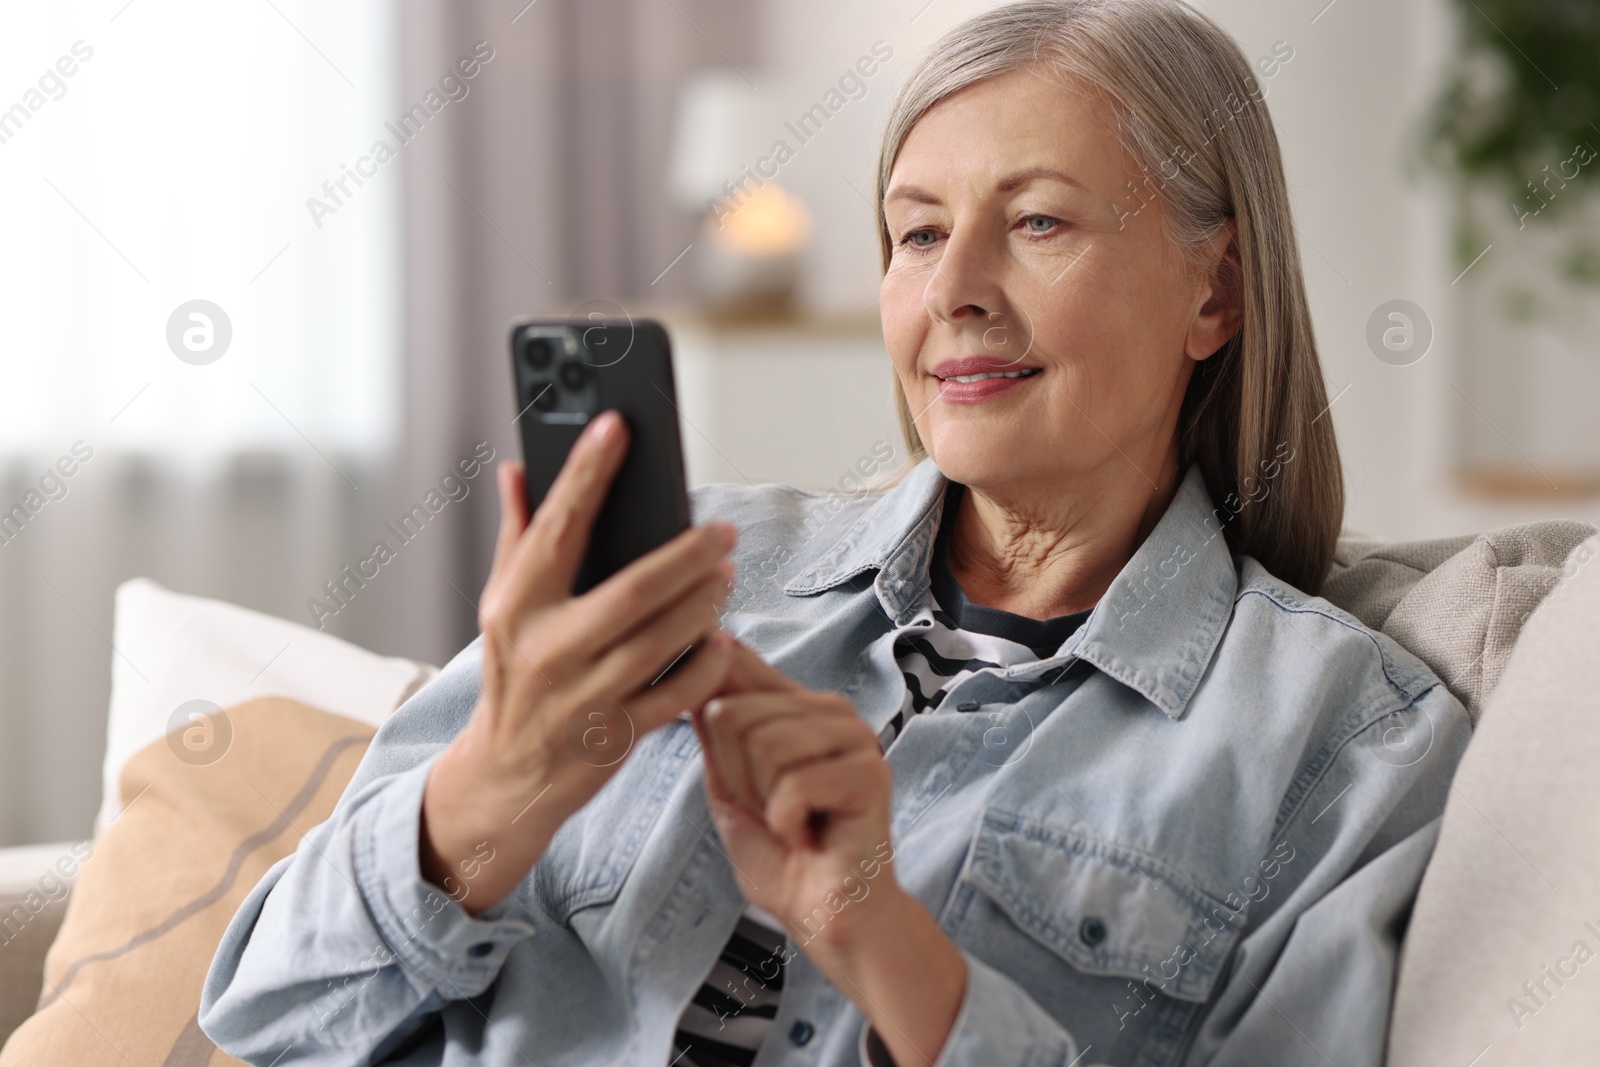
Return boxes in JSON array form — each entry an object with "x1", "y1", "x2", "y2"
[{"x1": 200, "y1": 458, "x2": 1470, "y2": 1067}]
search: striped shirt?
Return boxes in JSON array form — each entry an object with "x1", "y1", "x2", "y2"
[
  {"x1": 670, "y1": 485, "x2": 1089, "y2": 1066},
  {"x1": 671, "y1": 911, "x2": 790, "y2": 1067}
]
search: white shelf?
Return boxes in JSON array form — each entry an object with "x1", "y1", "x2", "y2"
[{"x1": 658, "y1": 311, "x2": 909, "y2": 493}]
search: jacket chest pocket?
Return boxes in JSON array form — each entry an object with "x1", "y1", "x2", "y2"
[
  {"x1": 944, "y1": 808, "x2": 1243, "y2": 1063},
  {"x1": 535, "y1": 718, "x2": 700, "y2": 923}
]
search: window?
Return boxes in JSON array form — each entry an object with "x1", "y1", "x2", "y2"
[{"x1": 0, "y1": 0, "x2": 400, "y2": 460}]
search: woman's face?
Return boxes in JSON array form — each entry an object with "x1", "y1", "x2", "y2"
[{"x1": 880, "y1": 67, "x2": 1238, "y2": 499}]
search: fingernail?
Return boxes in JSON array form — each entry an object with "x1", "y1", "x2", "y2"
[
  {"x1": 711, "y1": 522, "x2": 737, "y2": 550},
  {"x1": 590, "y1": 410, "x2": 621, "y2": 442},
  {"x1": 706, "y1": 698, "x2": 724, "y2": 718}
]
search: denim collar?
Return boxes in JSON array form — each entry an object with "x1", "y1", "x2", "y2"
[{"x1": 783, "y1": 457, "x2": 1237, "y2": 719}]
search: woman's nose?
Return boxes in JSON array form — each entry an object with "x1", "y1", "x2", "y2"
[{"x1": 922, "y1": 230, "x2": 1006, "y2": 325}]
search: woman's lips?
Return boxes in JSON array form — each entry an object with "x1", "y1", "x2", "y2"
[{"x1": 930, "y1": 356, "x2": 1042, "y2": 404}]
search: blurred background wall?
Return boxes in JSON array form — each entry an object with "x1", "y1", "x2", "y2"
[{"x1": 0, "y1": 0, "x2": 1595, "y2": 845}]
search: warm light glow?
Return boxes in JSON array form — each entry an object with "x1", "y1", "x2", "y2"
[{"x1": 710, "y1": 185, "x2": 813, "y2": 256}]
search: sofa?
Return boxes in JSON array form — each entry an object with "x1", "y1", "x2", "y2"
[{"x1": 0, "y1": 520, "x2": 1595, "y2": 1065}]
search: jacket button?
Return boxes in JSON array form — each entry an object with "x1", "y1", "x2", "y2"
[
  {"x1": 956, "y1": 701, "x2": 980, "y2": 712},
  {"x1": 467, "y1": 941, "x2": 495, "y2": 958},
  {"x1": 788, "y1": 1019, "x2": 815, "y2": 1046},
  {"x1": 1079, "y1": 916, "x2": 1108, "y2": 947}
]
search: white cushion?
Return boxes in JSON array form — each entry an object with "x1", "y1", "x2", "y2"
[
  {"x1": 96, "y1": 578, "x2": 437, "y2": 835},
  {"x1": 1387, "y1": 534, "x2": 1600, "y2": 1064}
]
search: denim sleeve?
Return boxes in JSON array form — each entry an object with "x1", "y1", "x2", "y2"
[
  {"x1": 199, "y1": 638, "x2": 535, "y2": 1066},
  {"x1": 1183, "y1": 682, "x2": 1470, "y2": 1067},
  {"x1": 856, "y1": 682, "x2": 1469, "y2": 1067}
]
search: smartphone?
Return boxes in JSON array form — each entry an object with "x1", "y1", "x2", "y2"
[{"x1": 509, "y1": 316, "x2": 691, "y2": 596}]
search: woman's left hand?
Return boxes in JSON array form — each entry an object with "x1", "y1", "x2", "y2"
[{"x1": 693, "y1": 639, "x2": 968, "y2": 1067}]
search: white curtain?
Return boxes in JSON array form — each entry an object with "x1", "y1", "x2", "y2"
[{"x1": 0, "y1": 0, "x2": 401, "y2": 457}]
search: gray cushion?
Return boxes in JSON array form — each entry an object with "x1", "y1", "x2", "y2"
[{"x1": 1324, "y1": 521, "x2": 1597, "y2": 724}]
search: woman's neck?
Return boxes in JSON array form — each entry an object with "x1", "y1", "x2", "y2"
[{"x1": 945, "y1": 460, "x2": 1182, "y2": 621}]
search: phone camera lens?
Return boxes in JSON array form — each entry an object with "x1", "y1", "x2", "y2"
[
  {"x1": 559, "y1": 361, "x2": 586, "y2": 390},
  {"x1": 525, "y1": 337, "x2": 554, "y2": 370},
  {"x1": 531, "y1": 384, "x2": 557, "y2": 411}
]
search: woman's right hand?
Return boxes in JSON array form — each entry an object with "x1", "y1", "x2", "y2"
[{"x1": 420, "y1": 410, "x2": 737, "y2": 914}]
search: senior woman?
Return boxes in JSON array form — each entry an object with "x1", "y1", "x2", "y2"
[{"x1": 201, "y1": 2, "x2": 1468, "y2": 1065}]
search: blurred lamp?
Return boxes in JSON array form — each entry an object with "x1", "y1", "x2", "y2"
[{"x1": 667, "y1": 70, "x2": 813, "y2": 316}]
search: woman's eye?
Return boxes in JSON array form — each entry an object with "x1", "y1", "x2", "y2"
[
  {"x1": 900, "y1": 228, "x2": 940, "y2": 249},
  {"x1": 1021, "y1": 215, "x2": 1061, "y2": 235}
]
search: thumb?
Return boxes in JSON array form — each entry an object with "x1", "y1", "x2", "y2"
[{"x1": 721, "y1": 638, "x2": 802, "y2": 694}]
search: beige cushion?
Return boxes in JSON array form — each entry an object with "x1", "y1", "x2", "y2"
[
  {"x1": 1324, "y1": 521, "x2": 1596, "y2": 724},
  {"x1": 0, "y1": 698, "x2": 374, "y2": 1067},
  {"x1": 1387, "y1": 534, "x2": 1600, "y2": 1065}
]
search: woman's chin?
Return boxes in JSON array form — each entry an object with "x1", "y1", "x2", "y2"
[{"x1": 925, "y1": 431, "x2": 1034, "y2": 488}]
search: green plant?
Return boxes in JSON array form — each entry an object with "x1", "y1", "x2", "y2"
[{"x1": 1421, "y1": 0, "x2": 1600, "y2": 289}]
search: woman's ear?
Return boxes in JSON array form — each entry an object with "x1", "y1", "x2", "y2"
[{"x1": 1185, "y1": 218, "x2": 1243, "y2": 362}]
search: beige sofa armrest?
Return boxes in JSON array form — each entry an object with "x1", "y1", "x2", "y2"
[{"x1": 0, "y1": 842, "x2": 85, "y2": 1050}]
